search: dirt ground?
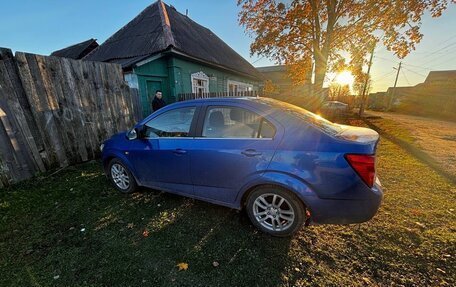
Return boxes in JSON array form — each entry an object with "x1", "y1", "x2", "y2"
[{"x1": 366, "y1": 110, "x2": 456, "y2": 178}]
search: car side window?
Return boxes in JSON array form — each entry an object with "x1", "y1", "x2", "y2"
[
  {"x1": 202, "y1": 106, "x2": 275, "y2": 139},
  {"x1": 144, "y1": 107, "x2": 196, "y2": 138}
]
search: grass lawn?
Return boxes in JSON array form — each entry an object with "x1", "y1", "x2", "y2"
[
  {"x1": 1, "y1": 119, "x2": 455, "y2": 286},
  {"x1": 364, "y1": 112, "x2": 456, "y2": 181}
]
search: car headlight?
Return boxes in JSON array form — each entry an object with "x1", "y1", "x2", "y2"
[{"x1": 100, "y1": 143, "x2": 105, "y2": 152}]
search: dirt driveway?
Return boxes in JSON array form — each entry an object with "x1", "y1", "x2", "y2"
[{"x1": 365, "y1": 111, "x2": 456, "y2": 178}]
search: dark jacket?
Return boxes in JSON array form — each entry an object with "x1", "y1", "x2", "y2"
[{"x1": 152, "y1": 97, "x2": 166, "y2": 112}]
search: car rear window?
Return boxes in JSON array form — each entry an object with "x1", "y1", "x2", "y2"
[{"x1": 262, "y1": 99, "x2": 343, "y2": 135}]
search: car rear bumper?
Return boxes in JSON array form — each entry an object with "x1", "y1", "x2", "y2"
[{"x1": 306, "y1": 182, "x2": 383, "y2": 225}]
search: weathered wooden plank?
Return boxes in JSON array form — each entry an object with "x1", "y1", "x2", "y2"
[
  {"x1": 0, "y1": 48, "x2": 44, "y2": 152},
  {"x1": 58, "y1": 57, "x2": 88, "y2": 162},
  {"x1": 15, "y1": 52, "x2": 55, "y2": 168},
  {"x1": 0, "y1": 53, "x2": 45, "y2": 182},
  {"x1": 85, "y1": 60, "x2": 105, "y2": 146},
  {"x1": 99, "y1": 63, "x2": 116, "y2": 138},
  {"x1": 37, "y1": 54, "x2": 77, "y2": 165},
  {"x1": 30, "y1": 53, "x2": 68, "y2": 167},
  {"x1": 0, "y1": 62, "x2": 41, "y2": 176},
  {"x1": 76, "y1": 60, "x2": 95, "y2": 156}
]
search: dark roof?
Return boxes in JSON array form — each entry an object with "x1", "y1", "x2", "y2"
[
  {"x1": 84, "y1": 1, "x2": 261, "y2": 80},
  {"x1": 256, "y1": 65, "x2": 286, "y2": 73},
  {"x1": 51, "y1": 39, "x2": 99, "y2": 59}
]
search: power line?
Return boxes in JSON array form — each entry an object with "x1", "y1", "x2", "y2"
[
  {"x1": 402, "y1": 66, "x2": 427, "y2": 78},
  {"x1": 372, "y1": 70, "x2": 396, "y2": 81},
  {"x1": 402, "y1": 63, "x2": 433, "y2": 70},
  {"x1": 251, "y1": 56, "x2": 265, "y2": 65},
  {"x1": 419, "y1": 41, "x2": 456, "y2": 66},
  {"x1": 374, "y1": 56, "x2": 398, "y2": 63},
  {"x1": 401, "y1": 69, "x2": 411, "y2": 85},
  {"x1": 420, "y1": 39, "x2": 456, "y2": 61}
]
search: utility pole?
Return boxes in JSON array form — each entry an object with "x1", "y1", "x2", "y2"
[
  {"x1": 388, "y1": 61, "x2": 402, "y2": 111},
  {"x1": 359, "y1": 41, "x2": 376, "y2": 117}
]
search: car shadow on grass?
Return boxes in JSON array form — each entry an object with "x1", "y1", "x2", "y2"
[{"x1": 0, "y1": 161, "x2": 305, "y2": 286}]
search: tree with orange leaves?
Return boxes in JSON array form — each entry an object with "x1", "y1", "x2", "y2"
[{"x1": 238, "y1": 0, "x2": 452, "y2": 97}]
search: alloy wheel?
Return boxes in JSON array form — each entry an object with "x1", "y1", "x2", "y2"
[
  {"x1": 110, "y1": 163, "x2": 130, "y2": 190},
  {"x1": 252, "y1": 193, "x2": 295, "y2": 232}
]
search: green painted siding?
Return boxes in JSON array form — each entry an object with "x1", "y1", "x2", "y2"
[
  {"x1": 134, "y1": 57, "x2": 169, "y2": 117},
  {"x1": 173, "y1": 57, "x2": 259, "y2": 94},
  {"x1": 132, "y1": 54, "x2": 259, "y2": 117}
]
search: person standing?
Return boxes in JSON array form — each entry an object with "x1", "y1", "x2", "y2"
[{"x1": 152, "y1": 90, "x2": 166, "y2": 112}]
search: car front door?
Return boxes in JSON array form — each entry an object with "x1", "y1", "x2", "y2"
[
  {"x1": 190, "y1": 103, "x2": 282, "y2": 204},
  {"x1": 127, "y1": 105, "x2": 198, "y2": 195}
]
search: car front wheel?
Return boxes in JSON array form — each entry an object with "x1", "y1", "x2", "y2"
[
  {"x1": 108, "y1": 158, "x2": 137, "y2": 194},
  {"x1": 246, "y1": 186, "x2": 306, "y2": 237}
]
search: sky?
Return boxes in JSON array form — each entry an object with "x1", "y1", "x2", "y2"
[{"x1": 1, "y1": 0, "x2": 455, "y2": 93}]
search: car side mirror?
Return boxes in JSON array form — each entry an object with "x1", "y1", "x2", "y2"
[{"x1": 126, "y1": 128, "x2": 138, "y2": 140}]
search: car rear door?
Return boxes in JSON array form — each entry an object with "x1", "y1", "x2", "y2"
[{"x1": 189, "y1": 102, "x2": 283, "y2": 204}]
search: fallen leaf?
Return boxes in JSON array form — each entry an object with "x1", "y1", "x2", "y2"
[
  {"x1": 53, "y1": 275, "x2": 60, "y2": 280},
  {"x1": 127, "y1": 223, "x2": 134, "y2": 229},
  {"x1": 415, "y1": 222, "x2": 426, "y2": 228},
  {"x1": 142, "y1": 230, "x2": 149, "y2": 237},
  {"x1": 80, "y1": 228, "x2": 86, "y2": 232},
  {"x1": 176, "y1": 262, "x2": 188, "y2": 271},
  {"x1": 436, "y1": 268, "x2": 446, "y2": 274},
  {"x1": 212, "y1": 261, "x2": 219, "y2": 267}
]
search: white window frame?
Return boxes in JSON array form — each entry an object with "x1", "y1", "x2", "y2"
[
  {"x1": 227, "y1": 80, "x2": 253, "y2": 93},
  {"x1": 191, "y1": 71, "x2": 209, "y2": 94}
]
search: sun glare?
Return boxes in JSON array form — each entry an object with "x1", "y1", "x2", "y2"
[{"x1": 335, "y1": 71, "x2": 355, "y2": 86}]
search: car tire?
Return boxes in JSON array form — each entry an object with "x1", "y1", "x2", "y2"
[
  {"x1": 246, "y1": 186, "x2": 306, "y2": 237},
  {"x1": 108, "y1": 158, "x2": 137, "y2": 194}
]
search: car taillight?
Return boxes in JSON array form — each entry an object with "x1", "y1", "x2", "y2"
[{"x1": 345, "y1": 154, "x2": 376, "y2": 188}]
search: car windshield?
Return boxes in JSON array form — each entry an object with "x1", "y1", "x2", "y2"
[{"x1": 256, "y1": 98, "x2": 344, "y2": 135}]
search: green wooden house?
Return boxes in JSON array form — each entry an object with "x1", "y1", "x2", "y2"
[{"x1": 84, "y1": 0, "x2": 262, "y2": 117}]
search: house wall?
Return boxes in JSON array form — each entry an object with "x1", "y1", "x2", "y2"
[
  {"x1": 132, "y1": 54, "x2": 260, "y2": 117},
  {"x1": 134, "y1": 57, "x2": 170, "y2": 117},
  {"x1": 172, "y1": 56, "x2": 259, "y2": 95}
]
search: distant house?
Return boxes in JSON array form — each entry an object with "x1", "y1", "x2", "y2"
[
  {"x1": 84, "y1": 0, "x2": 262, "y2": 117},
  {"x1": 51, "y1": 39, "x2": 98, "y2": 60},
  {"x1": 424, "y1": 70, "x2": 456, "y2": 87},
  {"x1": 367, "y1": 92, "x2": 387, "y2": 109},
  {"x1": 257, "y1": 65, "x2": 312, "y2": 97},
  {"x1": 385, "y1": 86, "x2": 416, "y2": 107},
  {"x1": 370, "y1": 69, "x2": 456, "y2": 120}
]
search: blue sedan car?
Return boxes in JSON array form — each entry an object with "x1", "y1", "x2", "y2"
[{"x1": 101, "y1": 97, "x2": 382, "y2": 236}]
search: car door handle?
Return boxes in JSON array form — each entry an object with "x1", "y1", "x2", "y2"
[
  {"x1": 241, "y1": 149, "x2": 262, "y2": 157},
  {"x1": 173, "y1": 148, "x2": 187, "y2": 155}
]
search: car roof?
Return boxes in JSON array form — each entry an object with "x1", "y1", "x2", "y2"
[
  {"x1": 171, "y1": 96, "x2": 283, "y2": 108},
  {"x1": 176, "y1": 96, "x2": 260, "y2": 104}
]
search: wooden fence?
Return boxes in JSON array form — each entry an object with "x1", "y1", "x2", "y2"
[
  {"x1": 0, "y1": 48, "x2": 141, "y2": 187},
  {"x1": 178, "y1": 91, "x2": 260, "y2": 101}
]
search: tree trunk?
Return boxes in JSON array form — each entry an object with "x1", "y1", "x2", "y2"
[
  {"x1": 313, "y1": 49, "x2": 329, "y2": 110},
  {"x1": 311, "y1": 0, "x2": 336, "y2": 109}
]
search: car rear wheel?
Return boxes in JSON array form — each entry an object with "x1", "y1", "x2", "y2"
[
  {"x1": 246, "y1": 186, "x2": 305, "y2": 237},
  {"x1": 108, "y1": 158, "x2": 137, "y2": 194}
]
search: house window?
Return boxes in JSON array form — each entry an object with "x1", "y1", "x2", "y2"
[
  {"x1": 227, "y1": 80, "x2": 253, "y2": 94},
  {"x1": 191, "y1": 72, "x2": 209, "y2": 95}
]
